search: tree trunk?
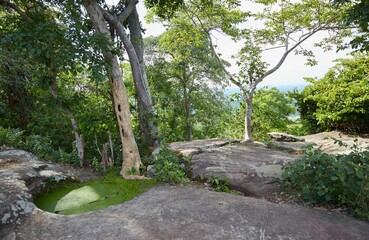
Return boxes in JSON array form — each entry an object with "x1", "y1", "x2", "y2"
[
  {"x1": 243, "y1": 90, "x2": 255, "y2": 143},
  {"x1": 49, "y1": 53, "x2": 85, "y2": 165},
  {"x1": 83, "y1": 0, "x2": 144, "y2": 179},
  {"x1": 101, "y1": 4, "x2": 158, "y2": 149},
  {"x1": 183, "y1": 86, "x2": 192, "y2": 141},
  {"x1": 127, "y1": 7, "x2": 158, "y2": 148}
]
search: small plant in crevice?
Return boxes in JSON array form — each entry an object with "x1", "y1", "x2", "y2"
[
  {"x1": 149, "y1": 146, "x2": 190, "y2": 183},
  {"x1": 282, "y1": 145, "x2": 369, "y2": 219},
  {"x1": 205, "y1": 176, "x2": 232, "y2": 193}
]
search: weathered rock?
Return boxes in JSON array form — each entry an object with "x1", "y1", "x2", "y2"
[
  {"x1": 5, "y1": 185, "x2": 369, "y2": 240},
  {"x1": 169, "y1": 138, "x2": 239, "y2": 157},
  {"x1": 268, "y1": 132, "x2": 305, "y2": 142},
  {"x1": 2, "y1": 149, "x2": 369, "y2": 240},
  {"x1": 0, "y1": 149, "x2": 100, "y2": 232},
  {"x1": 190, "y1": 144, "x2": 297, "y2": 196},
  {"x1": 269, "y1": 131, "x2": 369, "y2": 155}
]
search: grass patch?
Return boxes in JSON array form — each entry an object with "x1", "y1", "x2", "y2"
[{"x1": 34, "y1": 168, "x2": 158, "y2": 215}]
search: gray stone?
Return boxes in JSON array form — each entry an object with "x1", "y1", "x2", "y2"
[
  {"x1": 6, "y1": 185, "x2": 369, "y2": 240},
  {"x1": 2, "y1": 149, "x2": 369, "y2": 240},
  {"x1": 169, "y1": 138, "x2": 239, "y2": 157},
  {"x1": 190, "y1": 144, "x2": 297, "y2": 196},
  {"x1": 268, "y1": 132, "x2": 305, "y2": 142}
]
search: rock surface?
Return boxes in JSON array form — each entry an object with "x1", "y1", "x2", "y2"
[
  {"x1": 2, "y1": 149, "x2": 369, "y2": 240},
  {"x1": 0, "y1": 150, "x2": 100, "y2": 231},
  {"x1": 268, "y1": 132, "x2": 305, "y2": 142},
  {"x1": 270, "y1": 131, "x2": 369, "y2": 155},
  {"x1": 170, "y1": 140, "x2": 297, "y2": 196},
  {"x1": 4, "y1": 185, "x2": 369, "y2": 240},
  {"x1": 169, "y1": 138, "x2": 239, "y2": 156}
]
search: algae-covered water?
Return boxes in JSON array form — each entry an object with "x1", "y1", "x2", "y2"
[{"x1": 34, "y1": 172, "x2": 158, "y2": 215}]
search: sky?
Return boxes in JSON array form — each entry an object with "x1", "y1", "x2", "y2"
[{"x1": 135, "y1": 1, "x2": 351, "y2": 89}]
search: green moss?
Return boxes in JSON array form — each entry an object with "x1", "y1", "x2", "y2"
[{"x1": 34, "y1": 169, "x2": 158, "y2": 215}]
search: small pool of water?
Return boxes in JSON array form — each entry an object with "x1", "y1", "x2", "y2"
[{"x1": 34, "y1": 176, "x2": 158, "y2": 215}]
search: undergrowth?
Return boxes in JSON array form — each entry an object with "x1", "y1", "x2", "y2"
[
  {"x1": 145, "y1": 146, "x2": 190, "y2": 183},
  {"x1": 0, "y1": 127, "x2": 79, "y2": 165},
  {"x1": 282, "y1": 145, "x2": 369, "y2": 219}
]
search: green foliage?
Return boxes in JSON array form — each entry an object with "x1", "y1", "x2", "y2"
[
  {"x1": 223, "y1": 88, "x2": 297, "y2": 141},
  {"x1": 145, "y1": 35, "x2": 232, "y2": 142},
  {"x1": 283, "y1": 145, "x2": 369, "y2": 219},
  {"x1": 149, "y1": 147, "x2": 190, "y2": 183},
  {"x1": 295, "y1": 53, "x2": 369, "y2": 133},
  {"x1": 0, "y1": 127, "x2": 25, "y2": 147},
  {"x1": 334, "y1": 0, "x2": 369, "y2": 51},
  {"x1": 0, "y1": 126, "x2": 79, "y2": 165},
  {"x1": 206, "y1": 176, "x2": 232, "y2": 192}
]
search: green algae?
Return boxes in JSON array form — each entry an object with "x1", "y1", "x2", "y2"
[{"x1": 34, "y1": 170, "x2": 158, "y2": 215}]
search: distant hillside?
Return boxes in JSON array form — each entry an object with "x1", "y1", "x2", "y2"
[{"x1": 224, "y1": 84, "x2": 307, "y2": 96}]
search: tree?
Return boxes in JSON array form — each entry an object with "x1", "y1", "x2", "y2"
[
  {"x1": 144, "y1": 24, "x2": 226, "y2": 141},
  {"x1": 334, "y1": 0, "x2": 369, "y2": 51},
  {"x1": 82, "y1": 0, "x2": 145, "y2": 178},
  {"x1": 225, "y1": 88, "x2": 296, "y2": 141},
  {"x1": 296, "y1": 53, "x2": 369, "y2": 133},
  {"x1": 151, "y1": 0, "x2": 352, "y2": 142},
  {"x1": 97, "y1": 0, "x2": 159, "y2": 149},
  {"x1": 0, "y1": 0, "x2": 86, "y2": 164}
]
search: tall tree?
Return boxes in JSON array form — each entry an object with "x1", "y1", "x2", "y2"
[
  {"x1": 145, "y1": 23, "x2": 225, "y2": 141},
  {"x1": 151, "y1": 0, "x2": 353, "y2": 142},
  {"x1": 83, "y1": 0, "x2": 144, "y2": 178},
  {"x1": 96, "y1": 0, "x2": 159, "y2": 149},
  {"x1": 334, "y1": 0, "x2": 369, "y2": 51}
]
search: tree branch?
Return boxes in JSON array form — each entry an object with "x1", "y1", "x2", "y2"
[
  {"x1": 0, "y1": 0, "x2": 33, "y2": 22},
  {"x1": 117, "y1": 0, "x2": 138, "y2": 23},
  {"x1": 256, "y1": 17, "x2": 338, "y2": 85}
]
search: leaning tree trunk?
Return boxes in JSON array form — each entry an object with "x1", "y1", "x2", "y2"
[
  {"x1": 127, "y1": 7, "x2": 159, "y2": 148},
  {"x1": 83, "y1": 0, "x2": 144, "y2": 179}
]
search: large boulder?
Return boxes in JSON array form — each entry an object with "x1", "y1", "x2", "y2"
[
  {"x1": 269, "y1": 131, "x2": 369, "y2": 155},
  {"x1": 169, "y1": 138, "x2": 239, "y2": 157},
  {"x1": 190, "y1": 144, "x2": 297, "y2": 196},
  {"x1": 170, "y1": 139, "x2": 297, "y2": 196}
]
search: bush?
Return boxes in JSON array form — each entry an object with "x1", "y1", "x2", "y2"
[
  {"x1": 149, "y1": 146, "x2": 190, "y2": 183},
  {"x1": 282, "y1": 145, "x2": 369, "y2": 219},
  {"x1": 0, "y1": 126, "x2": 79, "y2": 165},
  {"x1": 0, "y1": 127, "x2": 25, "y2": 148}
]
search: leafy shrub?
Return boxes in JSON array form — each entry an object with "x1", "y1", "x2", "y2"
[
  {"x1": 0, "y1": 127, "x2": 79, "y2": 165},
  {"x1": 0, "y1": 127, "x2": 25, "y2": 148},
  {"x1": 150, "y1": 146, "x2": 190, "y2": 183},
  {"x1": 282, "y1": 146, "x2": 369, "y2": 219},
  {"x1": 294, "y1": 54, "x2": 369, "y2": 133}
]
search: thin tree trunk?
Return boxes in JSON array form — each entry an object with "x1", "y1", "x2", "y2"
[
  {"x1": 127, "y1": 7, "x2": 158, "y2": 148},
  {"x1": 243, "y1": 89, "x2": 255, "y2": 143},
  {"x1": 243, "y1": 98, "x2": 253, "y2": 142},
  {"x1": 183, "y1": 86, "x2": 192, "y2": 141},
  {"x1": 83, "y1": 0, "x2": 144, "y2": 179},
  {"x1": 49, "y1": 53, "x2": 85, "y2": 165}
]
